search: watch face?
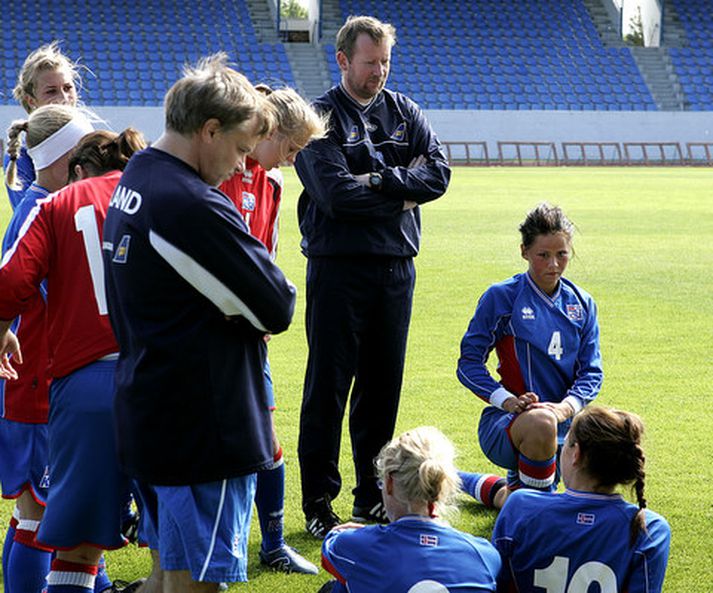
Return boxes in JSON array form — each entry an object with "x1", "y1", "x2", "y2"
[{"x1": 370, "y1": 173, "x2": 382, "y2": 188}]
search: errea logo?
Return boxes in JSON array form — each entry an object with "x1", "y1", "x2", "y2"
[{"x1": 521, "y1": 307, "x2": 535, "y2": 320}]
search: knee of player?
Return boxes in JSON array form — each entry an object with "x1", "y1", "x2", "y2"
[{"x1": 517, "y1": 408, "x2": 558, "y2": 447}]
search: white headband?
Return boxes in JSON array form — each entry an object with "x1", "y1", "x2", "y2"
[{"x1": 27, "y1": 113, "x2": 94, "y2": 170}]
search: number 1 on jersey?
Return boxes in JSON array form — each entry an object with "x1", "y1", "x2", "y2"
[
  {"x1": 548, "y1": 330, "x2": 563, "y2": 360},
  {"x1": 74, "y1": 205, "x2": 108, "y2": 315}
]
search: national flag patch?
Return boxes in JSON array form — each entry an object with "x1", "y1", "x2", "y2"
[
  {"x1": 567, "y1": 304, "x2": 583, "y2": 320},
  {"x1": 419, "y1": 534, "x2": 439, "y2": 547},
  {"x1": 242, "y1": 192, "x2": 256, "y2": 211},
  {"x1": 576, "y1": 512, "x2": 595, "y2": 526}
]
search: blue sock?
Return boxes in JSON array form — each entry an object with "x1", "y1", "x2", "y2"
[
  {"x1": 458, "y1": 471, "x2": 506, "y2": 508},
  {"x1": 94, "y1": 555, "x2": 111, "y2": 592},
  {"x1": 256, "y1": 450, "x2": 286, "y2": 553},
  {"x1": 3, "y1": 515, "x2": 18, "y2": 593},
  {"x1": 7, "y1": 538, "x2": 52, "y2": 593}
]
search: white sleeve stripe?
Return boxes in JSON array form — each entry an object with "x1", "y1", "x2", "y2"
[
  {"x1": 0, "y1": 194, "x2": 54, "y2": 269},
  {"x1": 148, "y1": 230, "x2": 268, "y2": 332}
]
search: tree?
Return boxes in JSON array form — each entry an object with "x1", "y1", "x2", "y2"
[
  {"x1": 625, "y1": 6, "x2": 645, "y2": 46},
  {"x1": 280, "y1": 0, "x2": 308, "y2": 19}
]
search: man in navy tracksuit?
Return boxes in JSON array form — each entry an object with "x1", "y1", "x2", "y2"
[{"x1": 294, "y1": 15, "x2": 451, "y2": 538}]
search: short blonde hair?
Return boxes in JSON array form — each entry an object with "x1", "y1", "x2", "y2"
[
  {"x1": 336, "y1": 15, "x2": 396, "y2": 59},
  {"x1": 375, "y1": 426, "x2": 460, "y2": 517},
  {"x1": 258, "y1": 86, "x2": 328, "y2": 147},
  {"x1": 164, "y1": 53, "x2": 275, "y2": 138},
  {"x1": 5, "y1": 104, "x2": 77, "y2": 189},
  {"x1": 13, "y1": 41, "x2": 80, "y2": 113}
]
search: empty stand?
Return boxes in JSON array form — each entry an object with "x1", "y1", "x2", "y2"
[
  {"x1": 326, "y1": 0, "x2": 657, "y2": 111},
  {"x1": 0, "y1": 0, "x2": 296, "y2": 107}
]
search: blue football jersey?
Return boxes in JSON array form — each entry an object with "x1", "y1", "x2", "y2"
[
  {"x1": 457, "y1": 272, "x2": 602, "y2": 439},
  {"x1": 322, "y1": 516, "x2": 500, "y2": 592},
  {"x1": 493, "y1": 489, "x2": 670, "y2": 593}
]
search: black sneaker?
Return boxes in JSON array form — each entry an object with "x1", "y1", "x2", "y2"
[
  {"x1": 304, "y1": 496, "x2": 342, "y2": 539},
  {"x1": 351, "y1": 501, "x2": 389, "y2": 524},
  {"x1": 109, "y1": 579, "x2": 146, "y2": 593},
  {"x1": 259, "y1": 544, "x2": 319, "y2": 574}
]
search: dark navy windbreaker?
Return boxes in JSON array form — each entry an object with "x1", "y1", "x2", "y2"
[{"x1": 295, "y1": 84, "x2": 450, "y2": 257}]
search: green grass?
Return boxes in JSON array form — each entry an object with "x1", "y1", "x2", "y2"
[{"x1": 1, "y1": 167, "x2": 712, "y2": 592}]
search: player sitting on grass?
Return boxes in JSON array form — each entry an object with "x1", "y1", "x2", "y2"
[
  {"x1": 318, "y1": 427, "x2": 500, "y2": 592},
  {"x1": 492, "y1": 406, "x2": 670, "y2": 592}
]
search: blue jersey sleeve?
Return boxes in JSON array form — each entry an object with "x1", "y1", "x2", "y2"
[
  {"x1": 457, "y1": 287, "x2": 515, "y2": 407},
  {"x1": 628, "y1": 511, "x2": 671, "y2": 593},
  {"x1": 321, "y1": 528, "x2": 357, "y2": 585},
  {"x1": 379, "y1": 101, "x2": 451, "y2": 205}
]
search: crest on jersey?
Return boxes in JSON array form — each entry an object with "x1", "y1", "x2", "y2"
[
  {"x1": 419, "y1": 534, "x2": 439, "y2": 547},
  {"x1": 567, "y1": 304, "x2": 583, "y2": 320},
  {"x1": 39, "y1": 465, "x2": 50, "y2": 489},
  {"x1": 391, "y1": 123, "x2": 407, "y2": 141},
  {"x1": 521, "y1": 306, "x2": 535, "y2": 320},
  {"x1": 112, "y1": 235, "x2": 131, "y2": 264},
  {"x1": 242, "y1": 192, "x2": 256, "y2": 211},
  {"x1": 347, "y1": 125, "x2": 360, "y2": 142},
  {"x1": 577, "y1": 512, "x2": 595, "y2": 525}
]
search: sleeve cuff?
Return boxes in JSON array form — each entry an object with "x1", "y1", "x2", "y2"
[
  {"x1": 491, "y1": 387, "x2": 516, "y2": 411},
  {"x1": 563, "y1": 395, "x2": 584, "y2": 415}
]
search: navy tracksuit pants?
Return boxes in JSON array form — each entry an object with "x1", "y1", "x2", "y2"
[{"x1": 298, "y1": 256, "x2": 415, "y2": 510}]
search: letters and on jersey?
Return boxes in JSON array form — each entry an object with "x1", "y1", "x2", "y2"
[
  {"x1": 493, "y1": 489, "x2": 671, "y2": 593},
  {"x1": 219, "y1": 157, "x2": 283, "y2": 259},
  {"x1": 457, "y1": 272, "x2": 602, "y2": 439},
  {"x1": 0, "y1": 172, "x2": 121, "y2": 379},
  {"x1": 103, "y1": 147, "x2": 296, "y2": 486},
  {"x1": 322, "y1": 517, "x2": 500, "y2": 592},
  {"x1": 0, "y1": 184, "x2": 51, "y2": 422}
]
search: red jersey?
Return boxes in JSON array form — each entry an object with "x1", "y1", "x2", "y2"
[
  {"x1": 219, "y1": 158, "x2": 283, "y2": 257},
  {"x1": 0, "y1": 171, "x2": 121, "y2": 379}
]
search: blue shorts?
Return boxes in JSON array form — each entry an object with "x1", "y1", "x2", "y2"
[
  {"x1": 264, "y1": 357, "x2": 275, "y2": 411},
  {"x1": 135, "y1": 474, "x2": 257, "y2": 582},
  {"x1": 478, "y1": 406, "x2": 562, "y2": 487},
  {"x1": 38, "y1": 359, "x2": 129, "y2": 550},
  {"x1": 0, "y1": 418, "x2": 48, "y2": 505},
  {"x1": 478, "y1": 406, "x2": 519, "y2": 470}
]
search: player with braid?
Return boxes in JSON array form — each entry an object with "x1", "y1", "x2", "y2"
[
  {"x1": 219, "y1": 84, "x2": 326, "y2": 575},
  {"x1": 458, "y1": 204, "x2": 603, "y2": 508},
  {"x1": 492, "y1": 406, "x2": 670, "y2": 593},
  {"x1": 4, "y1": 42, "x2": 80, "y2": 208},
  {"x1": 1, "y1": 104, "x2": 91, "y2": 593},
  {"x1": 0, "y1": 126, "x2": 147, "y2": 593}
]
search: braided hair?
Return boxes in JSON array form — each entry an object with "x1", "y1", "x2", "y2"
[{"x1": 570, "y1": 406, "x2": 647, "y2": 545}]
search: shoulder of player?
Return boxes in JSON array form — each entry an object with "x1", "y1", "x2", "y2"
[
  {"x1": 265, "y1": 167, "x2": 284, "y2": 187},
  {"x1": 479, "y1": 274, "x2": 525, "y2": 308},
  {"x1": 559, "y1": 277, "x2": 597, "y2": 311}
]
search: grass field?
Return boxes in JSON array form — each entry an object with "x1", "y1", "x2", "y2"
[{"x1": 1, "y1": 166, "x2": 712, "y2": 592}]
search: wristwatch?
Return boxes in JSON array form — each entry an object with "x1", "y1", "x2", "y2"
[{"x1": 368, "y1": 172, "x2": 383, "y2": 190}]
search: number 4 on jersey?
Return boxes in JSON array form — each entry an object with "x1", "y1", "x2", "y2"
[{"x1": 548, "y1": 330, "x2": 563, "y2": 360}]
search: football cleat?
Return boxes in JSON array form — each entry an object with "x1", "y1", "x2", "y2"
[
  {"x1": 304, "y1": 496, "x2": 342, "y2": 539},
  {"x1": 259, "y1": 544, "x2": 319, "y2": 574},
  {"x1": 351, "y1": 501, "x2": 389, "y2": 524},
  {"x1": 108, "y1": 579, "x2": 146, "y2": 593}
]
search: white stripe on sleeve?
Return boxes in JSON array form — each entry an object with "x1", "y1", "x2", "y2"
[{"x1": 148, "y1": 229, "x2": 268, "y2": 332}]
